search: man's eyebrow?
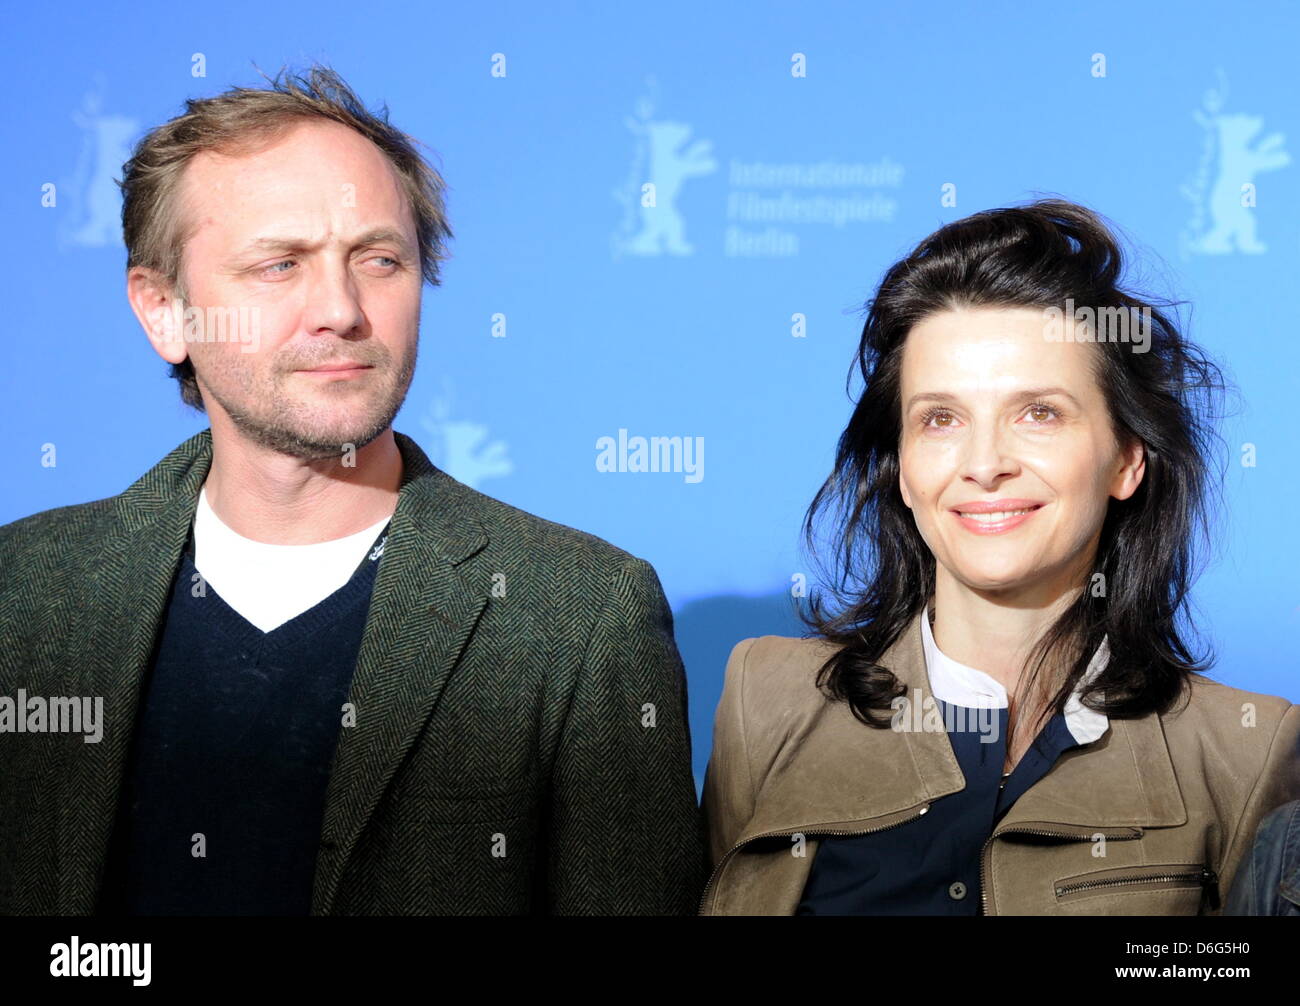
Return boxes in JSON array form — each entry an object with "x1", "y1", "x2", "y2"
[
  {"x1": 233, "y1": 228, "x2": 415, "y2": 256},
  {"x1": 904, "y1": 386, "x2": 1082, "y2": 411}
]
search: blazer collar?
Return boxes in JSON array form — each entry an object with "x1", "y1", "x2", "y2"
[
  {"x1": 58, "y1": 428, "x2": 492, "y2": 914},
  {"x1": 104, "y1": 427, "x2": 487, "y2": 563},
  {"x1": 731, "y1": 608, "x2": 1187, "y2": 853}
]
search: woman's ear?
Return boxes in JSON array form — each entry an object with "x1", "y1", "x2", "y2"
[
  {"x1": 899, "y1": 468, "x2": 913, "y2": 509},
  {"x1": 1111, "y1": 435, "x2": 1146, "y2": 502}
]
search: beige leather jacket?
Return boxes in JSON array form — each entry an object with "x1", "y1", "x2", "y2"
[{"x1": 699, "y1": 612, "x2": 1300, "y2": 915}]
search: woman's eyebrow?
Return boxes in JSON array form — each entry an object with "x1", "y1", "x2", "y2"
[{"x1": 904, "y1": 386, "x2": 1082, "y2": 411}]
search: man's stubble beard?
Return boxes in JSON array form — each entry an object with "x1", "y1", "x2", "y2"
[{"x1": 199, "y1": 336, "x2": 419, "y2": 461}]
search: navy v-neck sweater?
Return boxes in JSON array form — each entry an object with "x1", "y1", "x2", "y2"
[{"x1": 96, "y1": 524, "x2": 388, "y2": 915}]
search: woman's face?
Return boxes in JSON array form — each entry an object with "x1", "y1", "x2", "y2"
[{"x1": 897, "y1": 305, "x2": 1145, "y2": 600}]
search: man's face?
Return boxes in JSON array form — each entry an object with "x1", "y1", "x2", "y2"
[
  {"x1": 897, "y1": 305, "x2": 1144, "y2": 599},
  {"x1": 169, "y1": 118, "x2": 423, "y2": 458}
]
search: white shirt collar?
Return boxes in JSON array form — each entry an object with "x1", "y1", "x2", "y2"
[{"x1": 920, "y1": 603, "x2": 1110, "y2": 746}]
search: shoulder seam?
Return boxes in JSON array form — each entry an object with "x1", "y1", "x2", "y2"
[{"x1": 738, "y1": 636, "x2": 756, "y2": 815}]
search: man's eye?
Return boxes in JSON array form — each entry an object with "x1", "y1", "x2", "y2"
[
  {"x1": 263, "y1": 260, "x2": 296, "y2": 275},
  {"x1": 370, "y1": 256, "x2": 399, "y2": 268}
]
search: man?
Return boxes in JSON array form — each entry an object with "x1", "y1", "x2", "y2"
[
  {"x1": 1224, "y1": 800, "x2": 1300, "y2": 916},
  {"x1": 0, "y1": 65, "x2": 705, "y2": 915}
]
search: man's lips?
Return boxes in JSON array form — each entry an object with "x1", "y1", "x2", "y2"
[{"x1": 296, "y1": 362, "x2": 374, "y2": 374}]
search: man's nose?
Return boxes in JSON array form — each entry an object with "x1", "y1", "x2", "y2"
[{"x1": 303, "y1": 259, "x2": 366, "y2": 337}]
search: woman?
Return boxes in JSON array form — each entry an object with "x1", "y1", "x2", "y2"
[{"x1": 700, "y1": 199, "x2": 1300, "y2": 915}]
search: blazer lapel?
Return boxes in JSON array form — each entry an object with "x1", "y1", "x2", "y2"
[
  {"x1": 990, "y1": 704, "x2": 1186, "y2": 832},
  {"x1": 58, "y1": 431, "x2": 212, "y2": 913},
  {"x1": 310, "y1": 432, "x2": 490, "y2": 914}
]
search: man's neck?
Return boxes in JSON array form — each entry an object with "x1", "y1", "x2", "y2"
[{"x1": 201, "y1": 426, "x2": 403, "y2": 545}]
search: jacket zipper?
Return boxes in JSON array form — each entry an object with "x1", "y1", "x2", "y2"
[
  {"x1": 1055, "y1": 866, "x2": 1220, "y2": 910},
  {"x1": 978, "y1": 826, "x2": 1142, "y2": 915},
  {"x1": 698, "y1": 804, "x2": 932, "y2": 914}
]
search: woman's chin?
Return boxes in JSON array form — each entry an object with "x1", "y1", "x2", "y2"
[{"x1": 948, "y1": 567, "x2": 1043, "y2": 595}]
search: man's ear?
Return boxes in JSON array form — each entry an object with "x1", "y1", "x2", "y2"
[{"x1": 127, "y1": 265, "x2": 188, "y2": 366}]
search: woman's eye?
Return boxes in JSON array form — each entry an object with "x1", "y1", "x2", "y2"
[{"x1": 918, "y1": 404, "x2": 1058, "y2": 430}]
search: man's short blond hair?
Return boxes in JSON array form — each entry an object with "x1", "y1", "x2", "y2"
[{"x1": 118, "y1": 64, "x2": 453, "y2": 411}]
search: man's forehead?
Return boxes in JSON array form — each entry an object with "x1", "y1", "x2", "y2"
[
  {"x1": 176, "y1": 121, "x2": 414, "y2": 245},
  {"x1": 181, "y1": 121, "x2": 405, "y2": 204}
]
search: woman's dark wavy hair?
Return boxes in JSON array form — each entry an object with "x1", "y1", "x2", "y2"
[{"x1": 800, "y1": 198, "x2": 1232, "y2": 746}]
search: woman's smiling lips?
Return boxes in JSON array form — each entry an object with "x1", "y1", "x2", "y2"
[{"x1": 949, "y1": 498, "x2": 1045, "y2": 535}]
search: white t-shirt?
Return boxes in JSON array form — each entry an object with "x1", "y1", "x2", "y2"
[{"x1": 191, "y1": 486, "x2": 392, "y2": 634}]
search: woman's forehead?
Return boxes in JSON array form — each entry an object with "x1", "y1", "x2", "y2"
[{"x1": 901, "y1": 307, "x2": 1100, "y2": 395}]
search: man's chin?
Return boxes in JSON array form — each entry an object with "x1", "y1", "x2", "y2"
[
  {"x1": 206, "y1": 372, "x2": 413, "y2": 461},
  {"x1": 231, "y1": 414, "x2": 394, "y2": 461},
  {"x1": 298, "y1": 424, "x2": 391, "y2": 459}
]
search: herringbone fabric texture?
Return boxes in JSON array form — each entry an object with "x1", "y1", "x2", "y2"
[{"x1": 0, "y1": 428, "x2": 706, "y2": 915}]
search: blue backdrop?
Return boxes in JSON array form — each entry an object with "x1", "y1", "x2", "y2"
[{"x1": 4, "y1": 1, "x2": 1298, "y2": 792}]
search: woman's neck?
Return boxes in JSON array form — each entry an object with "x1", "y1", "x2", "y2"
[{"x1": 928, "y1": 577, "x2": 1083, "y2": 695}]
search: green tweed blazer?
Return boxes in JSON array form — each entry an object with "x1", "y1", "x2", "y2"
[{"x1": 0, "y1": 428, "x2": 706, "y2": 915}]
